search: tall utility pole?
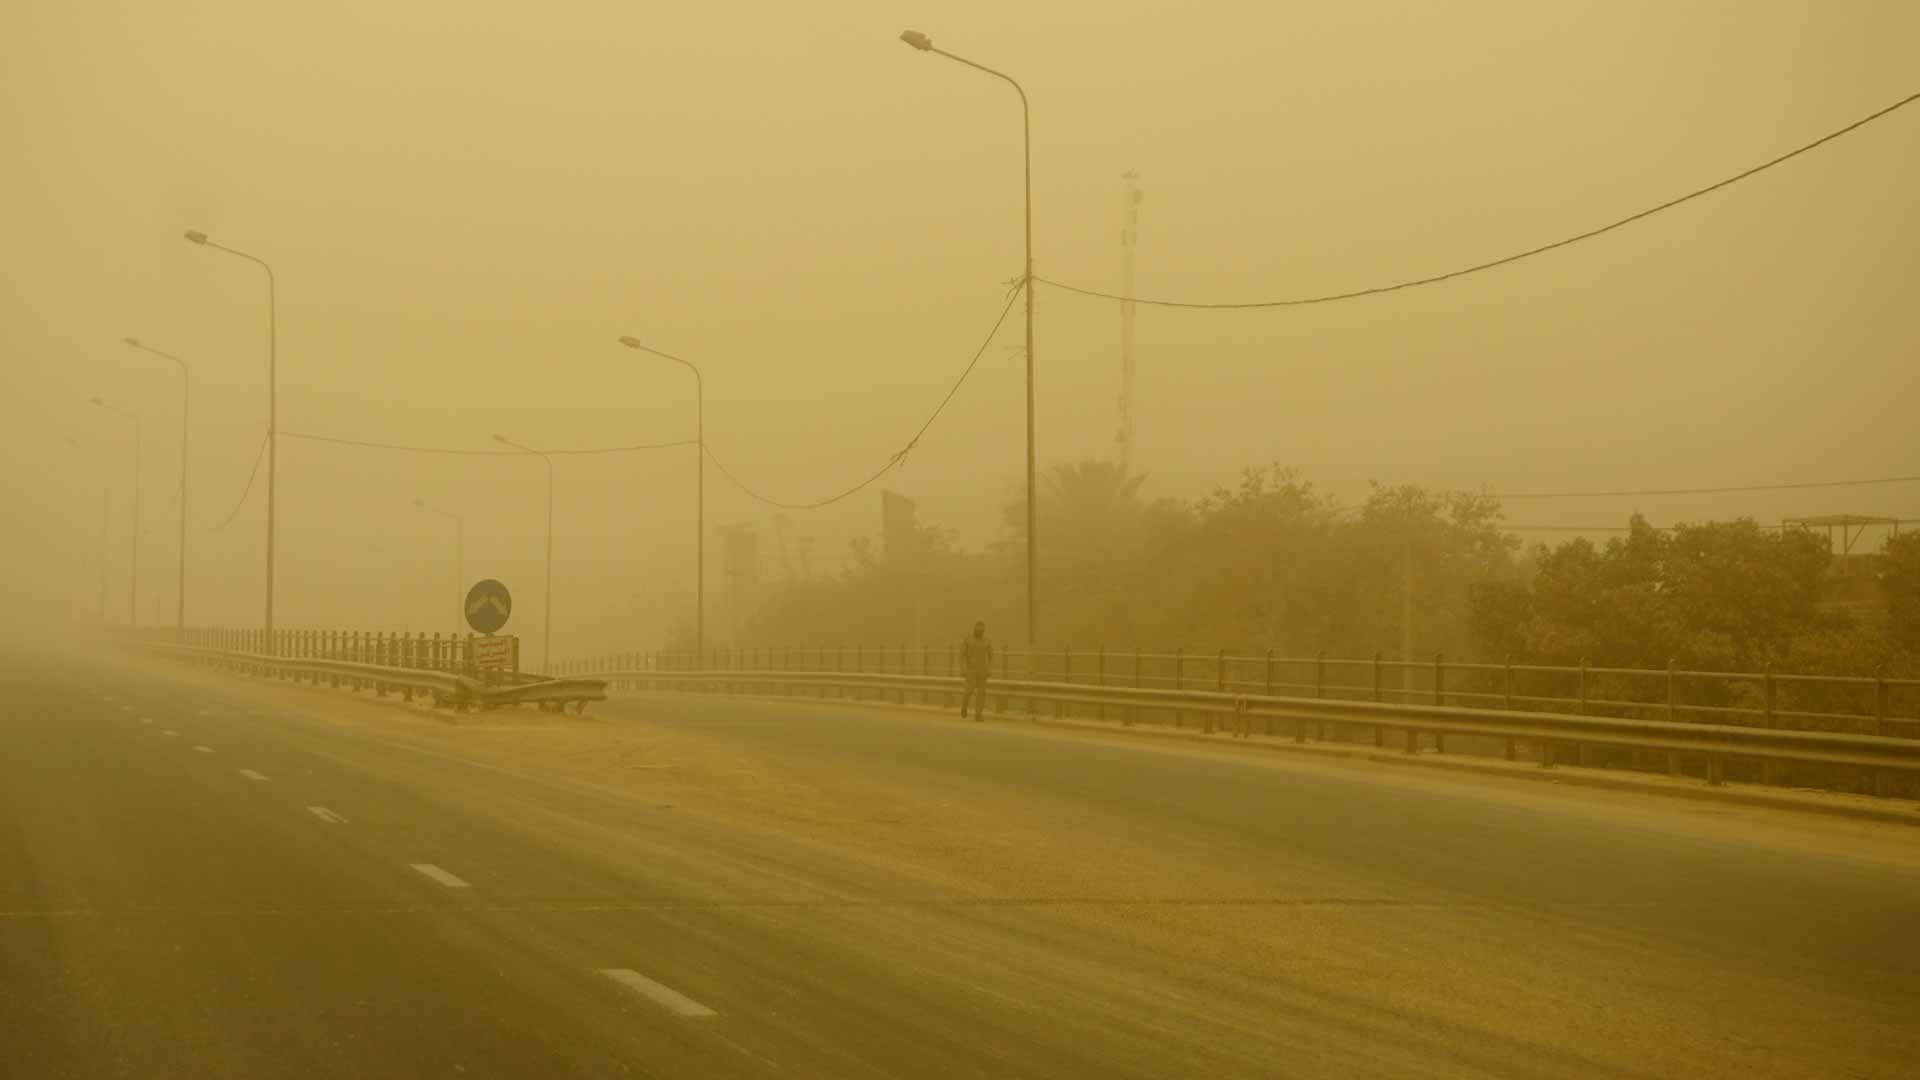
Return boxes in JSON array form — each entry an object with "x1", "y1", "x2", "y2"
[
  {"x1": 92, "y1": 398, "x2": 141, "y2": 627},
  {"x1": 617, "y1": 336, "x2": 705, "y2": 656},
  {"x1": 1117, "y1": 170, "x2": 1142, "y2": 476},
  {"x1": 899, "y1": 29, "x2": 1037, "y2": 648},
  {"x1": 184, "y1": 231, "x2": 276, "y2": 652},
  {"x1": 124, "y1": 338, "x2": 189, "y2": 638}
]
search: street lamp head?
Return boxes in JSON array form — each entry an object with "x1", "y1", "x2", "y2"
[
  {"x1": 89, "y1": 395, "x2": 105, "y2": 407},
  {"x1": 412, "y1": 497, "x2": 426, "y2": 508},
  {"x1": 184, "y1": 230, "x2": 209, "y2": 245},
  {"x1": 491, "y1": 434, "x2": 513, "y2": 446},
  {"x1": 617, "y1": 336, "x2": 642, "y2": 349},
  {"x1": 900, "y1": 29, "x2": 933, "y2": 51},
  {"x1": 123, "y1": 336, "x2": 141, "y2": 347}
]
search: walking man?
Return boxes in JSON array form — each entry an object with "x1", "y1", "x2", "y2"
[{"x1": 960, "y1": 620, "x2": 992, "y2": 721}]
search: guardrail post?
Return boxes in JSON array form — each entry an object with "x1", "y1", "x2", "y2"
[
  {"x1": 1128, "y1": 648, "x2": 1140, "y2": 727},
  {"x1": 1173, "y1": 648, "x2": 1184, "y2": 728},
  {"x1": 401, "y1": 636, "x2": 416, "y2": 701},
  {"x1": 1707, "y1": 753, "x2": 1725, "y2": 786},
  {"x1": 1026, "y1": 648, "x2": 1037, "y2": 719},
  {"x1": 1874, "y1": 669, "x2": 1888, "y2": 739},
  {"x1": 374, "y1": 633, "x2": 387, "y2": 695},
  {"x1": 1060, "y1": 646, "x2": 1070, "y2": 718},
  {"x1": 1217, "y1": 650, "x2": 1226, "y2": 693},
  {"x1": 997, "y1": 645, "x2": 1009, "y2": 717},
  {"x1": 1264, "y1": 649, "x2": 1275, "y2": 735},
  {"x1": 1761, "y1": 662, "x2": 1781, "y2": 785},
  {"x1": 1432, "y1": 652, "x2": 1446, "y2": 755},
  {"x1": 1666, "y1": 658, "x2": 1683, "y2": 776},
  {"x1": 1097, "y1": 646, "x2": 1106, "y2": 723},
  {"x1": 1578, "y1": 658, "x2": 1588, "y2": 715},
  {"x1": 1314, "y1": 651, "x2": 1329, "y2": 741},
  {"x1": 1503, "y1": 655, "x2": 1516, "y2": 761},
  {"x1": 1371, "y1": 652, "x2": 1386, "y2": 747}
]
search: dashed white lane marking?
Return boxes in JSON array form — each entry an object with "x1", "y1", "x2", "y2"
[
  {"x1": 139, "y1": 718, "x2": 153, "y2": 725},
  {"x1": 410, "y1": 864, "x2": 470, "y2": 889},
  {"x1": 197, "y1": 710, "x2": 212, "y2": 717},
  {"x1": 163, "y1": 730, "x2": 180, "y2": 737},
  {"x1": 238, "y1": 769, "x2": 269, "y2": 781},
  {"x1": 598, "y1": 968, "x2": 718, "y2": 1018},
  {"x1": 194, "y1": 746, "x2": 214, "y2": 754},
  {"x1": 307, "y1": 806, "x2": 347, "y2": 825}
]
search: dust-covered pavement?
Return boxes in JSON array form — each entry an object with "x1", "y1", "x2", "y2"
[{"x1": 6, "y1": 648, "x2": 1919, "y2": 1079}]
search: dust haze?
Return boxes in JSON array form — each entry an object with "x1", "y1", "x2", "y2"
[{"x1": 3, "y1": 1, "x2": 1915, "y2": 669}]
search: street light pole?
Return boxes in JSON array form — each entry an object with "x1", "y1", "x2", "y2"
[
  {"x1": 412, "y1": 498, "x2": 465, "y2": 630},
  {"x1": 616, "y1": 336, "x2": 704, "y2": 657},
  {"x1": 91, "y1": 397, "x2": 140, "y2": 627},
  {"x1": 124, "y1": 338, "x2": 189, "y2": 638},
  {"x1": 899, "y1": 29, "x2": 1038, "y2": 647},
  {"x1": 184, "y1": 230, "x2": 277, "y2": 652},
  {"x1": 492, "y1": 435, "x2": 553, "y2": 673}
]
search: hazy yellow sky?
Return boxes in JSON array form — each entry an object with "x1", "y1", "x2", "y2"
[{"x1": 3, "y1": 1, "x2": 1915, "y2": 652}]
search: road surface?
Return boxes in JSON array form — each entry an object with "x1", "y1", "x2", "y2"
[{"x1": 3, "y1": 647, "x2": 1917, "y2": 1078}]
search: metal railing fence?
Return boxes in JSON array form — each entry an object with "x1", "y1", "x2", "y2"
[
  {"x1": 554, "y1": 645, "x2": 1919, "y2": 740},
  {"x1": 134, "y1": 626, "x2": 517, "y2": 677}
]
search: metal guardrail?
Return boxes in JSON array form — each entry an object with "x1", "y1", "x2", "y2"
[
  {"x1": 611, "y1": 667, "x2": 1920, "y2": 800},
  {"x1": 565, "y1": 646, "x2": 1920, "y2": 740},
  {"x1": 138, "y1": 643, "x2": 607, "y2": 713}
]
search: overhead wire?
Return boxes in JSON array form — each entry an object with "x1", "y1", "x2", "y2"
[
  {"x1": 1035, "y1": 90, "x2": 1919, "y2": 310},
  {"x1": 1503, "y1": 517, "x2": 1916, "y2": 534},
  {"x1": 1492, "y1": 472, "x2": 1920, "y2": 500},
  {"x1": 207, "y1": 431, "x2": 269, "y2": 532},
  {"x1": 280, "y1": 431, "x2": 696, "y2": 456},
  {"x1": 703, "y1": 284, "x2": 1023, "y2": 510}
]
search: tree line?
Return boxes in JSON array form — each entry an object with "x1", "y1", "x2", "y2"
[{"x1": 724, "y1": 459, "x2": 1919, "y2": 681}]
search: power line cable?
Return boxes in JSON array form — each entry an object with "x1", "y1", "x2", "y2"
[
  {"x1": 281, "y1": 431, "x2": 695, "y2": 456},
  {"x1": 208, "y1": 431, "x2": 269, "y2": 532},
  {"x1": 1035, "y1": 91, "x2": 1918, "y2": 310},
  {"x1": 1494, "y1": 472, "x2": 1920, "y2": 500},
  {"x1": 1505, "y1": 517, "x2": 1916, "y2": 534},
  {"x1": 704, "y1": 285, "x2": 1023, "y2": 510}
]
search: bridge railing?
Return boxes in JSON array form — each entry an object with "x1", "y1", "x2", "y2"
[
  {"x1": 129, "y1": 638, "x2": 602, "y2": 713},
  {"x1": 134, "y1": 626, "x2": 514, "y2": 676},
  {"x1": 554, "y1": 645, "x2": 1920, "y2": 740},
  {"x1": 537, "y1": 664, "x2": 1920, "y2": 801}
]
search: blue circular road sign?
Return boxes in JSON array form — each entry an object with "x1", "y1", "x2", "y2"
[{"x1": 464, "y1": 579, "x2": 512, "y2": 634}]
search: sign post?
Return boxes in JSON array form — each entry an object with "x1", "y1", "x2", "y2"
[{"x1": 464, "y1": 579, "x2": 515, "y2": 677}]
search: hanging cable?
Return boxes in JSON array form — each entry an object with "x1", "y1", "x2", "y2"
[
  {"x1": 1494, "y1": 472, "x2": 1920, "y2": 500},
  {"x1": 704, "y1": 284, "x2": 1023, "y2": 510},
  {"x1": 207, "y1": 431, "x2": 269, "y2": 532},
  {"x1": 1036, "y1": 91, "x2": 1918, "y2": 310},
  {"x1": 280, "y1": 431, "x2": 695, "y2": 456}
]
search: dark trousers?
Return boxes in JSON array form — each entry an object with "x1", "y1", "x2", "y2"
[{"x1": 961, "y1": 674, "x2": 989, "y2": 717}]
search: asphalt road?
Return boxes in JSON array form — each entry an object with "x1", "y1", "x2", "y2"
[{"x1": 4, "y1": 648, "x2": 1918, "y2": 1079}]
